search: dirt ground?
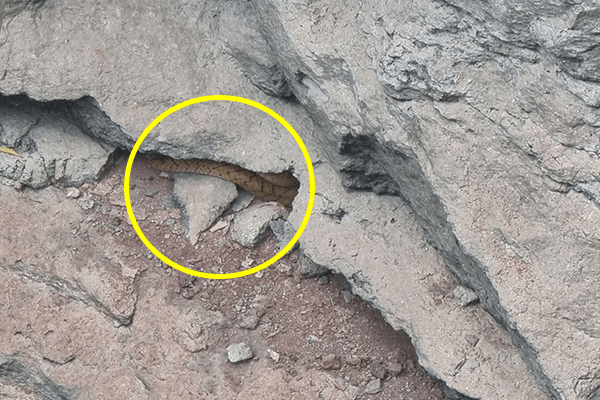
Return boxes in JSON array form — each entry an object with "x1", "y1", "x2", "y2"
[{"x1": 0, "y1": 156, "x2": 448, "y2": 399}]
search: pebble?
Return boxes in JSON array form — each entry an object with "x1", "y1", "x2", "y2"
[
  {"x1": 340, "y1": 290, "x2": 352, "y2": 303},
  {"x1": 453, "y1": 285, "x2": 479, "y2": 306},
  {"x1": 143, "y1": 188, "x2": 158, "y2": 197},
  {"x1": 66, "y1": 187, "x2": 81, "y2": 198},
  {"x1": 306, "y1": 334, "x2": 321, "y2": 343},
  {"x1": 347, "y1": 356, "x2": 361, "y2": 366},
  {"x1": 364, "y1": 378, "x2": 381, "y2": 395},
  {"x1": 77, "y1": 194, "x2": 95, "y2": 210},
  {"x1": 226, "y1": 342, "x2": 253, "y2": 363},
  {"x1": 317, "y1": 275, "x2": 329, "y2": 285},
  {"x1": 239, "y1": 308, "x2": 260, "y2": 330},
  {"x1": 387, "y1": 361, "x2": 406, "y2": 377},
  {"x1": 322, "y1": 354, "x2": 341, "y2": 370},
  {"x1": 267, "y1": 349, "x2": 280, "y2": 362},
  {"x1": 276, "y1": 263, "x2": 293, "y2": 275},
  {"x1": 209, "y1": 220, "x2": 228, "y2": 232},
  {"x1": 241, "y1": 255, "x2": 254, "y2": 269}
]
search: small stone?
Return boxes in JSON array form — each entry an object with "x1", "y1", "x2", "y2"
[
  {"x1": 241, "y1": 255, "x2": 254, "y2": 269},
  {"x1": 226, "y1": 342, "x2": 253, "y2": 363},
  {"x1": 77, "y1": 194, "x2": 95, "y2": 210},
  {"x1": 91, "y1": 182, "x2": 112, "y2": 196},
  {"x1": 66, "y1": 187, "x2": 81, "y2": 198},
  {"x1": 231, "y1": 202, "x2": 289, "y2": 247},
  {"x1": 387, "y1": 361, "x2": 405, "y2": 377},
  {"x1": 364, "y1": 378, "x2": 381, "y2": 395},
  {"x1": 254, "y1": 270, "x2": 264, "y2": 278},
  {"x1": 306, "y1": 334, "x2": 321, "y2": 343},
  {"x1": 276, "y1": 263, "x2": 293, "y2": 275},
  {"x1": 239, "y1": 308, "x2": 260, "y2": 330},
  {"x1": 347, "y1": 356, "x2": 361, "y2": 366},
  {"x1": 209, "y1": 220, "x2": 228, "y2": 232},
  {"x1": 229, "y1": 191, "x2": 255, "y2": 212},
  {"x1": 317, "y1": 275, "x2": 329, "y2": 285},
  {"x1": 322, "y1": 354, "x2": 341, "y2": 370},
  {"x1": 267, "y1": 349, "x2": 280, "y2": 362},
  {"x1": 143, "y1": 188, "x2": 158, "y2": 197},
  {"x1": 453, "y1": 285, "x2": 479, "y2": 306},
  {"x1": 340, "y1": 290, "x2": 352, "y2": 303}
]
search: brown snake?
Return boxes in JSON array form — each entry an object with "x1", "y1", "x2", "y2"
[{"x1": 149, "y1": 157, "x2": 299, "y2": 206}]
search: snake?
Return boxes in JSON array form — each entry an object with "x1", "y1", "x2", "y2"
[{"x1": 149, "y1": 157, "x2": 299, "y2": 206}]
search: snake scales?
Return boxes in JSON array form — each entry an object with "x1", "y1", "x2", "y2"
[{"x1": 149, "y1": 157, "x2": 299, "y2": 206}]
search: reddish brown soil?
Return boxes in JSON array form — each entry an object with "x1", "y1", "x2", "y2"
[{"x1": 92, "y1": 157, "x2": 447, "y2": 399}]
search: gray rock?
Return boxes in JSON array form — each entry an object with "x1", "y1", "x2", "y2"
[
  {"x1": 239, "y1": 308, "x2": 260, "y2": 330},
  {"x1": 76, "y1": 194, "x2": 94, "y2": 210},
  {"x1": 226, "y1": 342, "x2": 253, "y2": 364},
  {"x1": 2, "y1": 0, "x2": 599, "y2": 397},
  {"x1": 65, "y1": 187, "x2": 81, "y2": 199},
  {"x1": 228, "y1": 191, "x2": 256, "y2": 213},
  {"x1": 267, "y1": 348, "x2": 280, "y2": 362},
  {"x1": 453, "y1": 286, "x2": 479, "y2": 306},
  {"x1": 321, "y1": 354, "x2": 341, "y2": 370},
  {"x1": 364, "y1": 378, "x2": 381, "y2": 395},
  {"x1": 275, "y1": 263, "x2": 293, "y2": 275},
  {"x1": 231, "y1": 202, "x2": 289, "y2": 248},
  {"x1": 172, "y1": 173, "x2": 238, "y2": 245},
  {"x1": 0, "y1": 101, "x2": 114, "y2": 188},
  {"x1": 317, "y1": 276, "x2": 329, "y2": 285},
  {"x1": 340, "y1": 290, "x2": 352, "y2": 304}
]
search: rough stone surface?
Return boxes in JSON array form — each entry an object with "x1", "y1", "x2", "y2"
[
  {"x1": 1, "y1": 0, "x2": 599, "y2": 398},
  {"x1": 172, "y1": 173, "x2": 238, "y2": 245},
  {"x1": 0, "y1": 98, "x2": 115, "y2": 188},
  {"x1": 269, "y1": 217, "x2": 298, "y2": 251},
  {"x1": 231, "y1": 202, "x2": 289, "y2": 248},
  {"x1": 298, "y1": 251, "x2": 330, "y2": 278},
  {"x1": 226, "y1": 342, "x2": 253, "y2": 364}
]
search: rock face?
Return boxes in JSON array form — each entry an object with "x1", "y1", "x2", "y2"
[{"x1": 1, "y1": 0, "x2": 599, "y2": 399}]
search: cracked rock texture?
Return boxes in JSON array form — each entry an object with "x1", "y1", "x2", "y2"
[{"x1": 1, "y1": 0, "x2": 600, "y2": 399}]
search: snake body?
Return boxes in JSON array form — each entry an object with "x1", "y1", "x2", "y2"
[{"x1": 149, "y1": 157, "x2": 299, "y2": 206}]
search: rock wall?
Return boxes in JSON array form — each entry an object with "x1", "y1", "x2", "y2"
[{"x1": 1, "y1": 0, "x2": 600, "y2": 398}]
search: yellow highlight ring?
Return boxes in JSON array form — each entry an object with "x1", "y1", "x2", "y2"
[{"x1": 124, "y1": 95, "x2": 315, "y2": 280}]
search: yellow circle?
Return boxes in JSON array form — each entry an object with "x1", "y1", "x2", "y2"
[{"x1": 124, "y1": 95, "x2": 315, "y2": 279}]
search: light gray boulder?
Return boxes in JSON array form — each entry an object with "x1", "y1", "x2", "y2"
[{"x1": 172, "y1": 173, "x2": 238, "y2": 245}]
